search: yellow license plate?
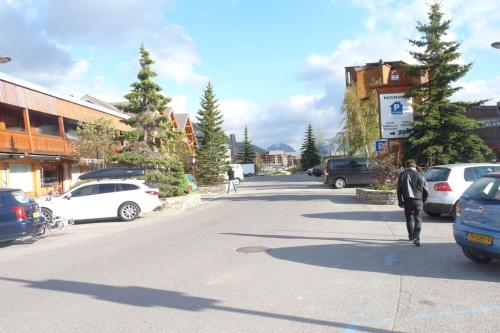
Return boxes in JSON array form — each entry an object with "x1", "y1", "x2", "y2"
[
  {"x1": 33, "y1": 211, "x2": 41, "y2": 219},
  {"x1": 467, "y1": 233, "x2": 493, "y2": 246}
]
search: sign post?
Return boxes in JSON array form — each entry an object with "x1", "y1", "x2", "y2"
[{"x1": 379, "y1": 93, "x2": 414, "y2": 139}]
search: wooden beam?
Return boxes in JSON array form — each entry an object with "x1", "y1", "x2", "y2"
[
  {"x1": 58, "y1": 116, "x2": 67, "y2": 154},
  {"x1": 23, "y1": 108, "x2": 33, "y2": 153}
]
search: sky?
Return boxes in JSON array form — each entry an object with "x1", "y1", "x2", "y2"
[{"x1": 1, "y1": 0, "x2": 499, "y2": 150}]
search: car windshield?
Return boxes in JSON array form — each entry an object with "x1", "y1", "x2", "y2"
[
  {"x1": 11, "y1": 190, "x2": 31, "y2": 204},
  {"x1": 464, "y1": 177, "x2": 500, "y2": 202},
  {"x1": 425, "y1": 168, "x2": 451, "y2": 182}
]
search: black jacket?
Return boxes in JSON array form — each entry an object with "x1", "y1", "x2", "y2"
[
  {"x1": 397, "y1": 168, "x2": 428, "y2": 204},
  {"x1": 228, "y1": 169, "x2": 235, "y2": 180}
]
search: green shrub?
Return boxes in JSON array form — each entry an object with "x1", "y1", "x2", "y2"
[{"x1": 143, "y1": 170, "x2": 187, "y2": 198}]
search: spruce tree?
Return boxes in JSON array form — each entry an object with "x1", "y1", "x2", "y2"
[
  {"x1": 196, "y1": 82, "x2": 228, "y2": 185},
  {"x1": 122, "y1": 44, "x2": 172, "y2": 151},
  {"x1": 114, "y1": 44, "x2": 185, "y2": 197},
  {"x1": 405, "y1": 3, "x2": 489, "y2": 166},
  {"x1": 237, "y1": 126, "x2": 256, "y2": 163},
  {"x1": 300, "y1": 124, "x2": 321, "y2": 170}
]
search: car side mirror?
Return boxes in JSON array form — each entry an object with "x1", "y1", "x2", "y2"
[{"x1": 64, "y1": 193, "x2": 72, "y2": 200}]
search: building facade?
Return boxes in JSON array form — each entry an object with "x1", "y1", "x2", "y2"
[
  {"x1": 467, "y1": 105, "x2": 500, "y2": 160},
  {"x1": 0, "y1": 73, "x2": 129, "y2": 197}
]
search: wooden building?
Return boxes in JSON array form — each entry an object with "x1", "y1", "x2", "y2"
[{"x1": 0, "y1": 73, "x2": 129, "y2": 197}]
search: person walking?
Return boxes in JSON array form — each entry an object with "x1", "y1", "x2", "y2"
[
  {"x1": 227, "y1": 166, "x2": 237, "y2": 193},
  {"x1": 397, "y1": 159, "x2": 428, "y2": 246}
]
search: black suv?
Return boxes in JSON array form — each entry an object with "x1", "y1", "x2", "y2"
[{"x1": 325, "y1": 158, "x2": 385, "y2": 189}]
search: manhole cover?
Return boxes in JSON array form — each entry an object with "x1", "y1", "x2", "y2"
[{"x1": 236, "y1": 246, "x2": 269, "y2": 254}]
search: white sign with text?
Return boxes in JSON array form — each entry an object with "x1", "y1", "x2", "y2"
[{"x1": 379, "y1": 93, "x2": 414, "y2": 139}]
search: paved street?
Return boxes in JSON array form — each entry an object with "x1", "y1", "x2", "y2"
[{"x1": 1, "y1": 174, "x2": 499, "y2": 333}]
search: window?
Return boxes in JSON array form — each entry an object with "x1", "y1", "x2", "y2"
[
  {"x1": 98, "y1": 184, "x2": 115, "y2": 194},
  {"x1": 11, "y1": 190, "x2": 31, "y2": 204},
  {"x1": 116, "y1": 183, "x2": 139, "y2": 192},
  {"x1": 425, "y1": 168, "x2": 451, "y2": 182},
  {"x1": 464, "y1": 177, "x2": 500, "y2": 202},
  {"x1": 464, "y1": 166, "x2": 500, "y2": 182},
  {"x1": 29, "y1": 111, "x2": 60, "y2": 136},
  {"x1": 0, "y1": 105, "x2": 25, "y2": 131},
  {"x1": 41, "y1": 165, "x2": 59, "y2": 187},
  {"x1": 71, "y1": 185, "x2": 99, "y2": 197},
  {"x1": 64, "y1": 119, "x2": 79, "y2": 140}
]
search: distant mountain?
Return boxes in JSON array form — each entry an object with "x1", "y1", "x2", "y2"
[
  {"x1": 235, "y1": 142, "x2": 266, "y2": 153},
  {"x1": 267, "y1": 143, "x2": 296, "y2": 152}
]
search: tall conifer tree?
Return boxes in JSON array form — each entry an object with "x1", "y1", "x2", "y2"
[
  {"x1": 405, "y1": 3, "x2": 489, "y2": 165},
  {"x1": 237, "y1": 126, "x2": 256, "y2": 163},
  {"x1": 196, "y1": 82, "x2": 227, "y2": 185},
  {"x1": 300, "y1": 124, "x2": 320, "y2": 170}
]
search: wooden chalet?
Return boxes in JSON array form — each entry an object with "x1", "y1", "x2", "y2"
[{"x1": 0, "y1": 73, "x2": 129, "y2": 197}]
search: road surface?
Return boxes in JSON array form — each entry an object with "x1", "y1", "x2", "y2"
[{"x1": 1, "y1": 175, "x2": 499, "y2": 332}]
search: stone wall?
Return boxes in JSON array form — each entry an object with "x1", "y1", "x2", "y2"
[{"x1": 356, "y1": 188, "x2": 397, "y2": 205}]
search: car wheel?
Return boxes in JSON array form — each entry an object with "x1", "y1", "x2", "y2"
[
  {"x1": 462, "y1": 247, "x2": 493, "y2": 263},
  {"x1": 118, "y1": 202, "x2": 140, "y2": 222},
  {"x1": 333, "y1": 178, "x2": 346, "y2": 189},
  {"x1": 235, "y1": 178, "x2": 241, "y2": 185},
  {"x1": 424, "y1": 211, "x2": 441, "y2": 217},
  {"x1": 40, "y1": 208, "x2": 53, "y2": 225}
]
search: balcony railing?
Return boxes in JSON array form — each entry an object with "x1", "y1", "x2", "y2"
[{"x1": 0, "y1": 129, "x2": 74, "y2": 155}]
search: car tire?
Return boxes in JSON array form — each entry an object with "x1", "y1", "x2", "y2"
[
  {"x1": 462, "y1": 247, "x2": 493, "y2": 263},
  {"x1": 235, "y1": 178, "x2": 241, "y2": 185},
  {"x1": 40, "y1": 208, "x2": 53, "y2": 225},
  {"x1": 333, "y1": 178, "x2": 346, "y2": 189},
  {"x1": 118, "y1": 202, "x2": 140, "y2": 222}
]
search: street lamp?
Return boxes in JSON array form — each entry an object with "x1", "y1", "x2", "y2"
[
  {"x1": 492, "y1": 42, "x2": 500, "y2": 49},
  {"x1": 0, "y1": 56, "x2": 11, "y2": 64}
]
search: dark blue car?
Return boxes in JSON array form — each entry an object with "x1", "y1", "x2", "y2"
[
  {"x1": 0, "y1": 189, "x2": 42, "y2": 246},
  {"x1": 453, "y1": 173, "x2": 500, "y2": 263}
]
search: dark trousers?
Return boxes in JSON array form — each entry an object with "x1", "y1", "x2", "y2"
[{"x1": 404, "y1": 198, "x2": 423, "y2": 240}]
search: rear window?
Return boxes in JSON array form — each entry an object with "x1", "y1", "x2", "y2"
[
  {"x1": 425, "y1": 168, "x2": 451, "y2": 182},
  {"x1": 99, "y1": 184, "x2": 116, "y2": 194},
  {"x1": 116, "y1": 183, "x2": 139, "y2": 192},
  {"x1": 464, "y1": 177, "x2": 500, "y2": 202},
  {"x1": 11, "y1": 190, "x2": 31, "y2": 204},
  {"x1": 464, "y1": 166, "x2": 500, "y2": 182}
]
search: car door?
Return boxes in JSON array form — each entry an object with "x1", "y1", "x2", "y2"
[
  {"x1": 0, "y1": 193, "x2": 16, "y2": 241},
  {"x1": 65, "y1": 184, "x2": 100, "y2": 220}
]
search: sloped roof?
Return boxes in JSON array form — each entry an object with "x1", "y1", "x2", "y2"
[
  {"x1": 174, "y1": 113, "x2": 190, "y2": 130},
  {"x1": 81, "y1": 95, "x2": 122, "y2": 112}
]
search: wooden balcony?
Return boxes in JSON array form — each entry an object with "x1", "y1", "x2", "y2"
[{"x1": 0, "y1": 129, "x2": 74, "y2": 156}]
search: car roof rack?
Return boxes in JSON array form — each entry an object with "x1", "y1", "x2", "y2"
[{"x1": 79, "y1": 167, "x2": 145, "y2": 181}]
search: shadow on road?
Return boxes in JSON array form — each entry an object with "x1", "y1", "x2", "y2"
[
  {"x1": 0, "y1": 277, "x2": 399, "y2": 333},
  {"x1": 222, "y1": 233, "x2": 500, "y2": 282},
  {"x1": 303, "y1": 211, "x2": 453, "y2": 224},
  {"x1": 214, "y1": 194, "x2": 361, "y2": 205}
]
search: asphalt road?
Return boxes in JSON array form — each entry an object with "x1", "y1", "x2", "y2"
[{"x1": 1, "y1": 174, "x2": 499, "y2": 333}]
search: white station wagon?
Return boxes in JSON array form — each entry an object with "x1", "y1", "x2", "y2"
[{"x1": 39, "y1": 179, "x2": 161, "y2": 223}]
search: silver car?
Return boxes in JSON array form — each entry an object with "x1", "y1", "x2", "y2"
[{"x1": 424, "y1": 163, "x2": 500, "y2": 218}]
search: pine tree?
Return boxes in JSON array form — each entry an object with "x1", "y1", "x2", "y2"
[
  {"x1": 236, "y1": 126, "x2": 256, "y2": 163},
  {"x1": 122, "y1": 44, "x2": 171, "y2": 150},
  {"x1": 300, "y1": 124, "x2": 321, "y2": 170},
  {"x1": 405, "y1": 3, "x2": 489, "y2": 166},
  {"x1": 196, "y1": 82, "x2": 228, "y2": 185},
  {"x1": 114, "y1": 44, "x2": 185, "y2": 197}
]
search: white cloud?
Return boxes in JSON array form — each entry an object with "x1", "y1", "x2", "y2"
[
  {"x1": 170, "y1": 95, "x2": 189, "y2": 114},
  {"x1": 453, "y1": 76, "x2": 500, "y2": 103},
  {"x1": 219, "y1": 95, "x2": 339, "y2": 150},
  {"x1": 149, "y1": 25, "x2": 209, "y2": 86}
]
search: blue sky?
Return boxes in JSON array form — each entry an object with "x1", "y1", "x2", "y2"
[{"x1": 1, "y1": 0, "x2": 499, "y2": 149}]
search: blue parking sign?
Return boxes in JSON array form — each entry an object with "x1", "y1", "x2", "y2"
[{"x1": 375, "y1": 139, "x2": 387, "y2": 152}]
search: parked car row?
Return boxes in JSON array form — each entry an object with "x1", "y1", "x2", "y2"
[{"x1": 1, "y1": 168, "x2": 199, "y2": 246}]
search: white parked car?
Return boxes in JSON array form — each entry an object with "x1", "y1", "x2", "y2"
[
  {"x1": 39, "y1": 179, "x2": 161, "y2": 223},
  {"x1": 424, "y1": 163, "x2": 500, "y2": 218}
]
